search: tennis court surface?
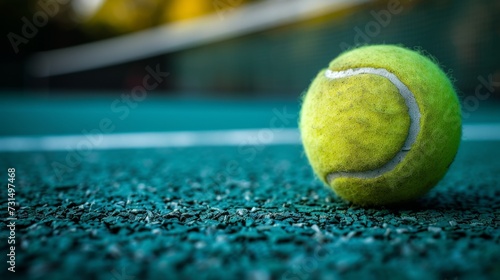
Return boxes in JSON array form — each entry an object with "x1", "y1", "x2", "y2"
[{"x1": 1, "y1": 97, "x2": 499, "y2": 280}]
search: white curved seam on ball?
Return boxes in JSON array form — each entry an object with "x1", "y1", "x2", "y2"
[{"x1": 324, "y1": 68, "x2": 421, "y2": 182}]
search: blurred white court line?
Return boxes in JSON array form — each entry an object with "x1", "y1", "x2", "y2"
[{"x1": 0, "y1": 124, "x2": 499, "y2": 152}]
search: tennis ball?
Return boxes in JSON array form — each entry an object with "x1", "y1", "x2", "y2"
[{"x1": 300, "y1": 45, "x2": 461, "y2": 206}]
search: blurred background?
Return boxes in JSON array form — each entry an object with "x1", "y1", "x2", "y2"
[{"x1": 1, "y1": 0, "x2": 499, "y2": 98}]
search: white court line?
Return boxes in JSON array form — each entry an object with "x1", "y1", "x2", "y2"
[
  {"x1": 462, "y1": 124, "x2": 500, "y2": 141},
  {"x1": 0, "y1": 129, "x2": 301, "y2": 152},
  {"x1": 0, "y1": 124, "x2": 498, "y2": 152}
]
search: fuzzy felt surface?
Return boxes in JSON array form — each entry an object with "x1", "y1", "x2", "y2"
[
  {"x1": 300, "y1": 45, "x2": 462, "y2": 206},
  {"x1": 300, "y1": 71, "x2": 410, "y2": 176}
]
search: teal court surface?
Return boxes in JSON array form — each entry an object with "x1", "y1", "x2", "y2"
[{"x1": 0, "y1": 96, "x2": 499, "y2": 280}]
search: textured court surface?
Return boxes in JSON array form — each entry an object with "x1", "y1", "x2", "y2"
[{"x1": 1, "y1": 140, "x2": 499, "y2": 280}]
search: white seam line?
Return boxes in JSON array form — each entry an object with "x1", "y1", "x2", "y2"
[{"x1": 324, "y1": 68, "x2": 421, "y2": 182}]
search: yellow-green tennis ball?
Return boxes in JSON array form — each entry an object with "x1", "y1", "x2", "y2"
[{"x1": 300, "y1": 45, "x2": 461, "y2": 206}]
